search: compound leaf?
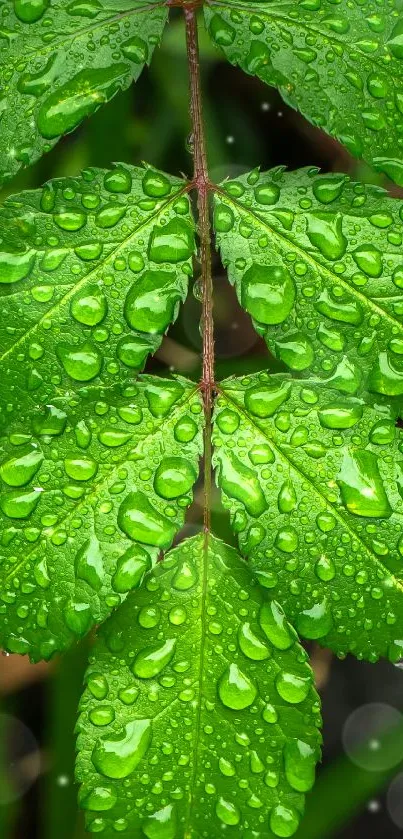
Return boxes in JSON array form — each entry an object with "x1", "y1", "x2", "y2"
[
  {"x1": 213, "y1": 372, "x2": 403, "y2": 662},
  {"x1": 76, "y1": 532, "x2": 321, "y2": 837},
  {"x1": 0, "y1": 164, "x2": 194, "y2": 431},
  {"x1": 204, "y1": 0, "x2": 403, "y2": 184},
  {"x1": 0, "y1": 375, "x2": 203, "y2": 661},
  {"x1": 0, "y1": 0, "x2": 168, "y2": 185},
  {"x1": 213, "y1": 167, "x2": 403, "y2": 398}
]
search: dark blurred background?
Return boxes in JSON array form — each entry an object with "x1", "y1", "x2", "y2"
[{"x1": 1, "y1": 10, "x2": 403, "y2": 838}]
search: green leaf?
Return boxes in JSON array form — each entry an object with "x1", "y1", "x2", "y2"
[
  {"x1": 0, "y1": 164, "x2": 194, "y2": 431},
  {"x1": 0, "y1": 375, "x2": 203, "y2": 661},
  {"x1": 204, "y1": 1, "x2": 403, "y2": 184},
  {"x1": 76, "y1": 532, "x2": 321, "y2": 837},
  {"x1": 213, "y1": 167, "x2": 403, "y2": 397},
  {"x1": 213, "y1": 371, "x2": 403, "y2": 662},
  {"x1": 0, "y1": 0, "x2": 167, "y2": 185}
]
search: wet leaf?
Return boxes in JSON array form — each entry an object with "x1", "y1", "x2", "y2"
[
  {"x1": 204, "y1": 0, "x2": 403, "y2": 183},
  {"x1": 0, "y1": 163, "x2": 194, "y2": 431},
  {"x1": 76, "y1": 533, "x2": 321, "y2": 836},
  {"x1": 0, "y1": 375, "x2": 203, "y2": 661},
  {"x1": 213, "y1": 167, "x2": 403, "y2": 397},
  {"x1": 0, "y1": 0, "x2": 167, "y2": 184},
  {"x1": 213, "y1": 372, "x2": 403, "y2": 661}
]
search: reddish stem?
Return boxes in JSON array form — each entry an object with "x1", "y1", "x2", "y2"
[{"x1": 184, "y1": 6, "x2": 215, "y2": 532}]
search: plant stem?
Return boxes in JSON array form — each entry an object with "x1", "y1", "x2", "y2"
[{"x1": 184, "y1": 6, "x2": 215, "y2": 533}]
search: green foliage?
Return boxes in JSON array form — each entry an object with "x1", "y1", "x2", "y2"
[
  {"x1": 213, "y1": 167, "x2": 403, "y2": 396},
  {"x1": 0, "y1": 0, "x2": 167, "y2": 185},
  {"x1": 76, "y1": 533, "x2": 321, "y2": 837},
  {"x1": 0, "y1": 2, "x2": 403, "y2": 836},
  {"x1": 0, "y1": 376, "x2": 203, "y2": 661},
  {"x1": 204, "y1": 0, "x2": 403, "y2": 185},
  {"x1": 213, "y1": 372, "x2": 403, "y2": 662},
  {"x1": 0, "y1": 164, "x2": 194, "y2": 429}
]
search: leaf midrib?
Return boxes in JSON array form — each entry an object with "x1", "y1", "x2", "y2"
[
  {"x1": 213, "y1": 185, "x2": 403, "y2": 335},
  {"x1": 0, "y1": 182, "x2": 190, "y2": 366},
  {"x1": 218, "y1": 383, "x2": 403, "y2": 596},
  {"x1": 2, "y1": 382, "x2": 200, "y2": 584}
]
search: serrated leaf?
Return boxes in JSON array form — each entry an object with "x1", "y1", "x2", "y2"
[
  {"x1": 0, "y1": 375, "x2": 203, "y2": 661},
  {"x1": 213, "y1": 167, "x2": 403, "y2": 397},
  {"x1": 213, "y1": 372, "x2": 403, "y2": 662},
  {"x1": 0, "y1": 0, "x2": 167, "y2": 185},
  {"x1": 0, "y1": 164, "x2": 194, "y2": 431},
  {"x1": 204, "y1": 0, "x2": 403, "y2": 183},
  {"x1": 76, "y1": 532, "x2": 321, "y2": 837}
]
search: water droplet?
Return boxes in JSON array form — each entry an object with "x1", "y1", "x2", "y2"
[
  {"x1": 118, "y1": 491, "x2": 176, "y2": 548},
  {"x1": 338, "y1": 449, "x2": 392, "y2": 518},
  {"x1": 296, "y1": 598, "x2": 333, "y2": 640},
  {"x1": 260, "y1": 601, "x2": 295, "y2": 650},
  {"x1": 56, "y1": 341, "x2": 102, "y2": 381},
  {"x1": 142, "y1": 170, "x2": 171, "y2": 198},
  {"x1": 217, "y1": 450, "x2": 267, "y2": 516},
  {"x1": 0, "y1": 248, "x2": 36, "y2": 285},
  {"x1": 14, "y1": 0, "x2": 49, "y2": 23},
  {"x1": 132, "y1": 639, "x2": 176, "y2": 679},
  {"x1": 209, "y1": 14, "x2": 236, "y2": 46},
  {"x1": 215, "y1": 797, "x2": 241, "y2": 826},
  {"x1": 104, "y1": 167, "x2": 132, "y2": 194},
  {"x1": 244, "y1": 381, "x2": 290, "y2": 417},
  {"x1": 112, "y1": 545, "x2": 151, "y2": 594},
  {"x1": 275, "y1": 671, "x2": 311, "y2": 704},
  {"x1": 38, "y1": 66, "x2": 128, "y2": 139},
  {"x1": 306, "y1": 212, "x2": 347, "y2": 259},
  {"x1": 71, "y1": 285, "x2": 107, "y2": 326},
  {"x1": 318, "y1": 400, "x2": 363, "y2": 429},
  {"x1": 312, "y1": 177, "x2": 345, "y2": 204},
  {"x1": 353, "y1": 244, "x2": 383, "y2": 277},
  {"x1": 148, "y1": 219, "x2": 194, "y2": 263},
  {"x1": 241, "y1": 263, "x2": 295, "y2": 324},
  {"x1": 238, "y1": 622, "x2": 270, "y2": 660},
  {"x1": 270, "y1": 804, "x2": 300, "y2": 837},
  {"x1": 64, "y1": 457, "x2": 97, "y2": 481},
  {"x1": 0, "y1": 488, "x2": 42, "y2": 519},
  {"x1": 124, "y1": 270, "x2": 182, "y2": 334},
  {"x1": 0, "y1": 448, "x2": 43, "y2": 487},
  {"x1": 75, "y1": 535, "x2": 104, "y2": 591},
  {"x1": 142, "y1": 804, "x2": 177, "y2": 839},
  {"x1": 154, "y1": 457, "x2": 196, "y2": 499},
  {"x1": 275, "y1": 332, "x2": 314, "y2": 370},
  {"x1": 91, "y1": 719, "x2": 152, "y2": 779}
]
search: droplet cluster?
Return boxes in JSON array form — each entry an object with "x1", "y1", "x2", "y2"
[
  {"x1": 0, "y1": 164, "x2": 194, "y2": 431},
  {"x1": 205, "y1": 2, "x2": 403, "y2": 182},
  {"x1": 213, "y1": 167, "x2": 403, "y2": 395},
  {"x1": 0, "y1": 1, "x2": 168, "y2": 183},
  {"x1": 0, "y1": 376, "x2": 203, "y2": 661},
  {"x1": 213, "y1": 371, "x2": 403, "y2": 662},
  {"x1": 76, "y1": 534, "x2": 321, "y2": 837}
]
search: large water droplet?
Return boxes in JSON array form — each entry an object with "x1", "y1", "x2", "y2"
[
  {"x1": 296, "y1": 598, "x2": 333, "y2": 640},
  {"x1": 284, "y1": 739, "x2": 317, "y2": 792},
  {"x1": 56, "y1": 341, "x2": 102, "y2": 382},
  {"x1": 112, "y1": 545, "x2": 151, "y2": 594},
  {"x1": 124, "y1": 270, "x2": 182, "y2": 334},
  {"x1": 306, "y1": 212, "x2": 347, "y2": 259},
  {"x1": 75, "y1": 535, "x2": 104, "y2": 591},
  {"x1": 318, "y1": 400, "x2": 363, "y2": 429},
  {"x1": 132, "y1": 639, "x2": 176, "y2": 679},
  {"x1": 0, "y1": 488, "x2": 42, "y2": 519},
  {"x1": 148, "y1": 219, "x2": 194, "y2": 263},
  {"x1": 14, "y1": 0, "x2": 49, "y2": 23},
  {"x1": 259, "y1": 601, "x2": 295, "y2": 650},
  {"x1": 217, "y1": 450, "x2": 267, "y2": 516},
  {"x1": 0, "y1": 448, "x2": 43, "y2": 487},
  {"x1": 218, "y1": 663, "x2": 257, "y2": 709},
  {"x1": 37, "y1": 65, "x2": 128, "y2": 139},
  {"x1": 118, "y1": 491, "x2": 176, "y2": 548},
  {"x1": 241, "y1": 263, "x2": 295, "y2": 324},
  {"x1": 215, "y1": 797, "x2": 241, "y2": 826},
  {"x1": 238, "y1": 622, "x2": 270, "y2": 660},
  {"x1": 142, "y1": 170, "x2": 171, "y2": 198},
  {"x1": 142, "y1": 805, "x2": 177, "y2": 839},
  {"x1": 338, "y1": 449, "x2": 392, "y2": 518},
  {"x1": 91, "y1": 719, "x2": 152, "y2": 779},
  {"x1": 244, "y1": 380, "x2": 290, "y2": 417},
  {"x1": 71, "y1": 285, "x2": 107, "y2": 326},
  {"x1": 154, "y1": 457, "x2": 196, "y2": 499},
  {"x1": 270, "y1": 804, "x2": 300, "y2": 837}
]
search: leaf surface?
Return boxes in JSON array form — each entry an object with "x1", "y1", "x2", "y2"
[
  {"x1": 76, "y1": 532, "x2": 321, "y2": 837},
  {"x1": 0, "y1": 164, "x2": 194, "y2": 431},
  {"x1": 0, "y1": 375, "x2": 203, "y2": 661},
  {"x1": 213, "y1": 372, "x2": 403, "y2": 661},
  {"x1": 204, "y1": 0, "x2": 403, "y2": 183},
  {"x1": 0, "y1": 0, "x2": 167, "y2": 184},
  {"x1": 213, "y1": 167, "x2": 403, "y2": 397}
]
